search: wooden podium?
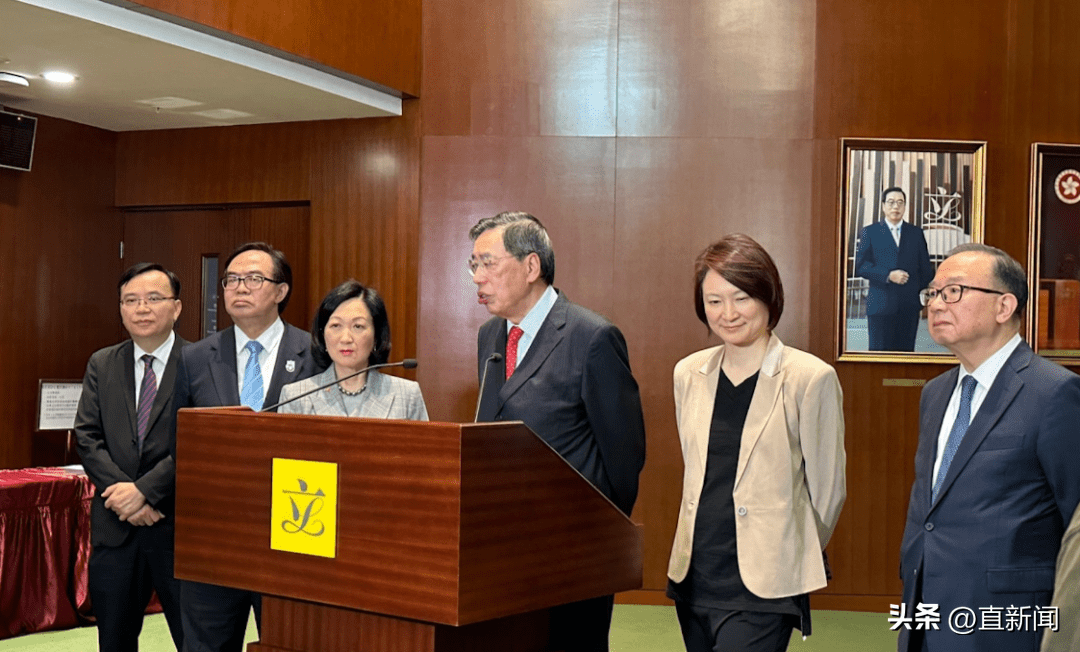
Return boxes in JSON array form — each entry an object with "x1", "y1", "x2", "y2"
[{"x1": 174, "y1": 408, "x2": 643, "y2": 652}]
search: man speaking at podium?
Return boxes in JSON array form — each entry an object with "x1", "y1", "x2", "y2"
[
  {"x1": 178, "y1": 242, "x2": 319, "y2": 652},
  {"x1": 469, "y1": 212, "x2": 647, "y2": 652}
]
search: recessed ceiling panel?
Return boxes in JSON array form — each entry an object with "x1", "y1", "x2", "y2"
[{"x1": 0, "y1": 0, "x2": 402, "y2": 131}]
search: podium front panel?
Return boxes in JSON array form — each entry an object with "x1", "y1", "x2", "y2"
[
  {"x1": 176, "y1": 409, "x2": 464, "y2": 624},
  {"x1": 176, "y1": 411, "x2": 642, "y2": 627}
]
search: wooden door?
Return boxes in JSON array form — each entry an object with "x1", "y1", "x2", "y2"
[{"x1": 121, "y1": 205, "x2": 311, "y2": 344}]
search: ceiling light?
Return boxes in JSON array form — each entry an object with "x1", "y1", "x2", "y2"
[
  {"x1": 0, "y1": 72, "x2": 30, "y2": 87},
  {"x1": 193, "y1": 108, "x2": 254, "y2": 120},
  {"x1": 135, "y1": 97, "x2": 202, "y2": 109},
  {"x1": 42, "y1": 71, "x2": 76, "y2": 83}
]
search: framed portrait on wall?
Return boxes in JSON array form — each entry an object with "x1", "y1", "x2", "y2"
[
  {"x1": 1029, "y1": 143, "x2": 1080, "y2": 363},
  {"x1": 837, "y1": 138, "x2": 987, "y2": 363}
]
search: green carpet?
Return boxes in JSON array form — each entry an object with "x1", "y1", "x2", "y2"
[{"x1": 0, "y1": 606, "x2": 897, "y2": 651}]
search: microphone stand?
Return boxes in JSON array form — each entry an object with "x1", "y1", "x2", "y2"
[
  {"x1": 261, "y1": 359, "x2": 418, "y2": 412},
  {"x1": 474, "y1": 352, "x2": 503, "y2": 422}
]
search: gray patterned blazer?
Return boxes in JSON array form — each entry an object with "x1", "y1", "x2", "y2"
[{"x1": 277, "y1": 367, "x2": 428, "y2": 420}]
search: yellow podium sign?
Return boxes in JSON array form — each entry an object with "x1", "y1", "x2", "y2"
[{"x1": 270, "y1": 458, "x2": 338, "y2": 558}]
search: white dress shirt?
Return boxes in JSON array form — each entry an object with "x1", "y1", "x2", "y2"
[
  {"x1": 234, "y1": 317, "x2": 285, "y2": 407},
  {"x1": 932, "y1": 333, "x2": 1023, "y2": 481},
  {"x1": 507, "y1": 285, "x2": 558, "y2": 364},
  {"x1": 890, "y1": 222, "x2": 902, "y2": 247},
  {"x1": 133, "y1": 331, "x2": 176, "y2": 406}
]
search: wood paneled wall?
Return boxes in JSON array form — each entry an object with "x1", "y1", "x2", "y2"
[
  {"x1": 811, "y1": 0, "x2": 1080, "y2": 610},
  {"x1": 418, "y1": 0, "x2": 821, "y2": 609},
  {"x1": 0, "y1": 116, "x2": 121, "y2": 469},
  {"x1": 11, "y1": 0, "x2": 1080, "y2": 617},
  {"x1": 417, "y1": 0, "x2": 1080, "y2": 613},
  {"x1": 115, "y1": 109, "x2": 422, "y2": 389},
  {"x1": 127, "y1": 0, "x2": 420, "y2": 96}
]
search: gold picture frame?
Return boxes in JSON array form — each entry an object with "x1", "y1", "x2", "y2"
[
  {"x1": 837, "y1": 138, "x2": 987, "y2": 363},
  {"x1": 1028, "y1": 143, "x2": 1080, "y2": 363}
]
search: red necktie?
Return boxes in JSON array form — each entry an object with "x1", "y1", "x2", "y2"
[{"x1": 505, "y1": 326, "x2": 524, "y2": 379}]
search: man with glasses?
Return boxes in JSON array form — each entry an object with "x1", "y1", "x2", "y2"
[
  {"x1": 75, "y1": 262, "x2": 187, "y2": 651},
  {"x1": 855, "y1": 187, "x2": 935, "y2": 351},
  {"x1": 178, "y1": 242, "x2": 320, "y2": 652},
  {"x1": 898, "y1": 244, "x2": 1080, "y2": 652},
  {"x1": 469, "y1": 212, "x2": 646, "y2": 652}
]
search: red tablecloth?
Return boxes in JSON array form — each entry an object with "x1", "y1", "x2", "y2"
[{"x1": 0, "y1": 467, "x2": 94, "y2": 639}]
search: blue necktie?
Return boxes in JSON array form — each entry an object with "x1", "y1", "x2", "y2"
[
  {"x1": 932, "y1": 375, "x2": 978, "y2": 501},
  {"x1": 136, "y1": 354, "x2": 156, "y2": 455},
  {"x1": 240, "y1": 340, "x2": 265, "y2": 410}
]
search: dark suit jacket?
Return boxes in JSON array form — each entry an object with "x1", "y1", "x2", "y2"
[
  {"x1": 899, "y1": 342, "x2": 1080, "y2": 652},
  {"x1": 855, "y1": 220, "x2": 934, "y2": 316},
  {"x1": 178, "y1": 322, "x2": 319, "y2": 411},
  {"x1": 475, "y1": 291, "x2": 646, "y2": 515},
  {"x1": 75, "y1": 335, "x2": 188, "y2": 548}
]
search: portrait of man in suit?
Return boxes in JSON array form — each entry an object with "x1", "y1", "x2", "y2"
[
  {"x1": 177, "y1": 242, "x2": 320, "y2": 652},
  {"x1": 854, "y1": 187, "x2": 935, "y2": 351},
  {"x1": 469, "y1": 211, "x2": 647, "y2": 652},
  {"x1": 898, "y1": 244, "x2": 1080, "y2": 652},
  {"x1": 74, "y1": 262, "x2": 187, "y2": 652}
]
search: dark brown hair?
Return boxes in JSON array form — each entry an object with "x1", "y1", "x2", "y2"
[{"x1": 694, "y1": 234, "x2": 784, "y2": 330}]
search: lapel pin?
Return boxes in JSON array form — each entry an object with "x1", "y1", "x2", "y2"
[{"x1": 285, "y1": 360, "x2": 296, "y2": 373}]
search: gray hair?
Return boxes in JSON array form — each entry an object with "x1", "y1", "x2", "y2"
[
  {"x1": 947, "y1": 243, "x2": 1027, "y2": 319},
  {"x1": 468, "y1": 211, "x2": 555, "y2": 285}
]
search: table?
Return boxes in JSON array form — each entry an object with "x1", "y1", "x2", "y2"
[
  {"x1": 0, "y1": 467, "x2": 94, "y2": 639},
  {"x1": 0, "y1": 467, "x2": 165, "y2": 639}
]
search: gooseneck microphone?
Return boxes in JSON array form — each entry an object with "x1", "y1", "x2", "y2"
[
  {"x1": 474, "y1": 352, "x2": 503, "y2": 422},
  {"x1": 261, "y1": 359, "x2": 418, "y2": 412}
]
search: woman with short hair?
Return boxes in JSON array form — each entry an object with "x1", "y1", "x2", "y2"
[
  {"x1": 278, "y1": 279, "x2": 427, "y2": 420},
  {"x1": 667, "y1": 234, "x2": 846, "y2": 651}
]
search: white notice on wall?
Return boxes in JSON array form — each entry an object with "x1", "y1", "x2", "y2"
[{"x1": 38, "y1": 381, "x2": 83, "y2": 431}]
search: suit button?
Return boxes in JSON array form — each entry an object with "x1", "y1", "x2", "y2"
[
  {"x1": 737, "y1": 507, "x2": 747, "y2": 516},
  {"x1": 925, "y1": 523, "x2": 934, "y2": 531}
]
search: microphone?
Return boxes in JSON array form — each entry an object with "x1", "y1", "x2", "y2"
[
  {"x1": 261, "y1": 359, "x2": 418, "y2": 412},
  {"x1": 474, "y1": 352, "x2": 503, "y2": 422}
]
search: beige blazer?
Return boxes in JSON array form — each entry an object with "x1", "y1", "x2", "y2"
[
  {"x1": 667, "y1": 333, "x2": 846, "y2": 599},
  {"x1": 1042, "y1": 502, "x2": 1080, "y2": 651}
]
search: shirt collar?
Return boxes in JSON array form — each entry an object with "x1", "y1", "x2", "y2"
[
  {"x1": 234, "y1": 317, "x2": 285, "y2": 355},
  {"x1": 134, "y1": 330, "x2": 176, "y2": 363},
  {"x1": 959, "y1": 333, "x2": 1022, "y2": 391},
  {"x1": 509, "y1": 285, "x2": 558, "y2": 339}
]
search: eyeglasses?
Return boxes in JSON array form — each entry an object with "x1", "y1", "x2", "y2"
[
  {"x1": 884, "y1": 199, "x2": 906, "y2": 207},
  {"x1": 222, "y1": 274, "x2": 281, "y2": 290},
  {"x1": 919, "y1": 284, "x2": 1005, "y2": 307},
  {"x1": 121, "y1": 295, "x2": 176, "y2": 308},
  {"x1": 467, "y1": 255, "x2": 514, "y2": 276}
]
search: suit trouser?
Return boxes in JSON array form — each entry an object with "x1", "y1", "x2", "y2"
[
  {"x1": 674, "y1": 601, "x2": 795, "y2": 652},
  {"x1": 868, "y1": 308, "x2": 920, "y2": 352},
  {"x1": 180, "y1": 581, "x2": 260, "y2": 652},
  {"x1": 88, "y1": 526, "x2": 184, "y2": 652},
  {"x1": 905, "y1": 574, "x2": 1045, "y2": 652},
  {"x1": 548, "y1": 594, "x2": 614, "y2": 652}
]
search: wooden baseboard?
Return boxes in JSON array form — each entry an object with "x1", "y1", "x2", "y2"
[{"x1": 615, "y1": 589, "x2": 673, "y2": 606}]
